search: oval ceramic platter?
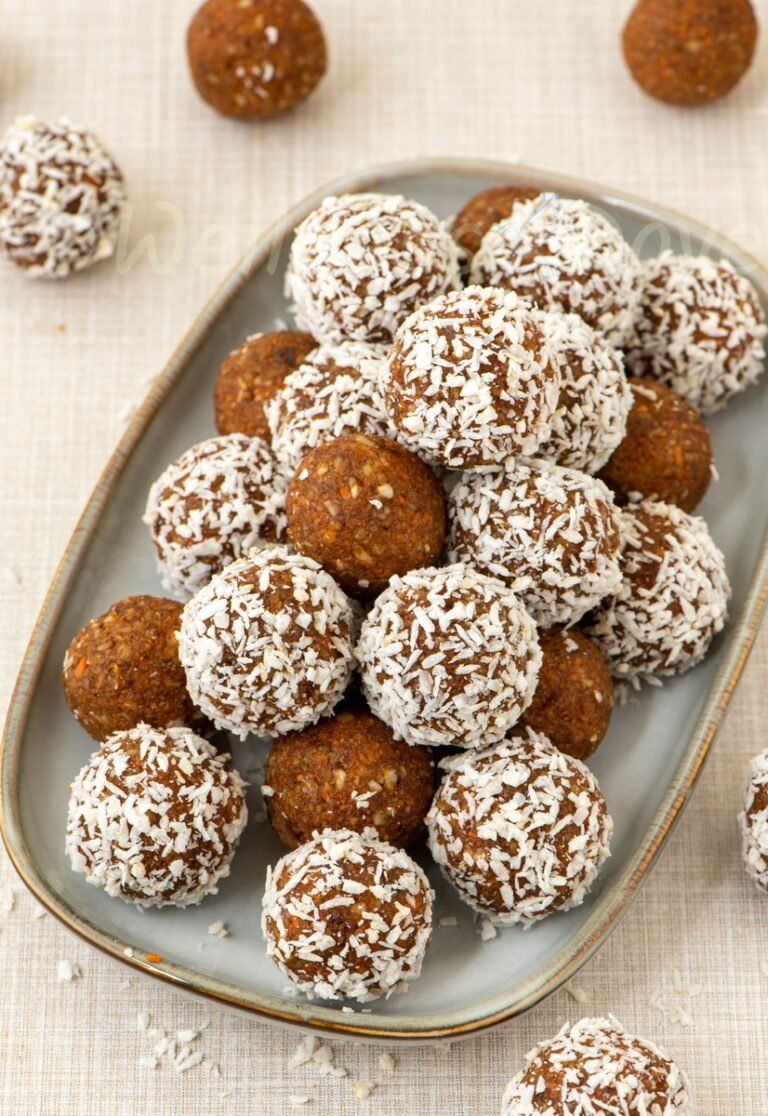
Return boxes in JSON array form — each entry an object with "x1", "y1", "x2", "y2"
[{"x1": 3, "y1": 158, "x2": 768, "y2": 1044}]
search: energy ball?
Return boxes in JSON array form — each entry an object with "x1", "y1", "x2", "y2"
[
  {"x1": 625, "y1": 252, "x2": 766, "y2": 414},
  {"x1": 285, "y1": 192, "x2": 461, "y2": 344},
  {"x1": 535, "y1": 311, "x2": 632, "y2": 474},
  {"x1": 740, "y1": 748, "x2": 768, "y2": 893},
  {"x1": 520, "y1": 629, "x2": 614, "y2": 761},
  {"x1": 623, "y1": 0, "x2": 758, "y2": 107},
  {"x1": 0, "y1": 116, "x2": 125, "y2": 279},
  {"x1": 179, "y1": 546, "x2": 355, "y2": 738},
  {"x1": 427, "y1": 732, "x2": 613, "y2": 926},
  {"x1": 599, "y1": 378, "x2": 713, "y2": 512},
  {"x1": 286, "y1": 433, "x2": 446, "y2": 597},
  {"x1": 452, "y1": 184, "x2": 540, "y2": 258},
  {"x1": 470, "y1": 196, "x2": 640, "y2": 346},
  {"x1": 357, "y1": 564, "x2": 541, "y2": 750},
  {"x1": 502, "y1": 1016, "x2": 691, "y2": 1115},
  {"x1": 584, "y1": 499, "x2": 730, "y2": 684},
  {"x1": 65, "y1": 724, "x2": 247, "y2": 909},
  {"x1": 267, "y1": 341, "x2": 392, "y2": 474},
  {"x1": 144, "y1": 433, "x2": 286, "y2": 601},
  {"x1": 214, "y1": 330, "x2": 316, "y2": 441},
  {"x1": 187, "y1": 0, "x2": 327, "y2": 120},
  {"x1": 62, "y1": 596, "x2": 209, "y2": 742},
  {"x1": 384, "y1": 286, "x2": 561, "y2": 470},
  {"x1": 261, "y1": 828, "x2": 434, "y2": 1001},
  {"x1": 264, "y1": 708, "x2": 436, "y2": 848},
  {"x1": 448, "y1": 459, "x2": 623, "y2": 628}
]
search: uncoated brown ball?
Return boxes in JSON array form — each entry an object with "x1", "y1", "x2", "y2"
[
  {"x1": 452, "y1": 184, "x2": 540, "y2": 258},
  {"x1": 62, "y1": 596, "x2": 209, "y2": 742},
  {"x1": 622, "y1": 0, "x2": 758, "y2": 107},
  {"x1": 286, "y1": 433, "x2": 447, "y2": 597},
  {"x1": 265, "y1": 708, "x2": 436, "y2": 849},
  {"x1": 214, "y1": 331, "x2": 316, "y2": 442},
  {"x1": 187, "y1": 0, "x2": 327, "y2": 120},
  {"x1": 599, "y1": 378, "x2": 712, "y2": 512},
  {"x1": 520, "y1": 629, "x2": 614, "y2": 761}
]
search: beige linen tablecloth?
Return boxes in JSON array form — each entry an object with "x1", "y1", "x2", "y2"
[{"x1": 1, "y1": 2, "x2": 768, "y2": 1112}]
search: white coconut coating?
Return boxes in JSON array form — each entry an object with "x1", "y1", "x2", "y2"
[
  {"x1": 470, "y1": 195, "x2": 640, "y2": 346},
  {"x1": 584, "y1": 499, "x2": 730, "y2": 685},
  {"x1": 625, "y1": 252, "x2": 766, "y2": 415},
  {"x1": 143, "y1": 434, "x2": 287, "y2": 601},
  {"x1": 285, "y1": 192, "x2": 461, "y2": 344},
  {"x1": 178, "y1": 546, "x2": 355, "y2": 739},
  {"x1": 356, "y1": 563, "x2": 541, "y2": 750},
  {"x1": 447, "y1": 458, "x2": 623, "y2": 628},
  {"x1": 427, "y1": 732, "x2": 613, "y2": 926},
  {"x1": 65, "y1": 724, "x2": 248, "y2": 909},
  {"x1": 261, "y1": 827, "x2": 434, "y2": 1002},
  {"x1": 0, "y1": 116, "x2": 125, "y2": 279},
  {"x1": 535, "y1": 311, "x2": 632, "y2": 474},
  {"x1": 502, "y1": 1016, "x2": 691, "y2": 1115},
  {"x1": 739, "y1": 749, "x2": 768, "y2": 894},
  {"x1": 266, "y1": 341, "x2": 393, "y2": 475}
]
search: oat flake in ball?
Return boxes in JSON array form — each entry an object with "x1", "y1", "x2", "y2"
[
  {"x1": 427, "y1": 731, "x2": 613, "y2": 926},
  {"x1": 261, "y1": 827, "x2": 434, "y2": 1002},
  {"x1": 65, "y1": 724, "x2": 248, "y2": 909},
  {"x1": 285, "y1": 192, "x2": 461, "y2": 344},
  {"x1": 214, "y1": 330, "x2": 316, "y2": 442},
  {"x1": 740, "y1": 748, "x2": 768, "y2": 894},
  {"x1": 357, "y1": 563, "x2": 541, "y2": 750},
  {"x1": 179, "y1": 546, "x2": 355, "y2": 739}
]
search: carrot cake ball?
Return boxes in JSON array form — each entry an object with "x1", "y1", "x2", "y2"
[
  {"x1": 267, "y1": 341, "x2": 392, "y2": 474},
  {"x1": 187, "y1": 0, "x2": 327, "y2": 120},
  {"x1": 179, "y1": 546, "x2": 355, "y2": 738},
  {"x1": 383, "y1": 286, "x2": 561, "y2": 470},
  {"x1": 535, "y1": 311, "x2": 631, "y2": 474},
  {"x1": 452, "y1": 184, "x2": 540, "y2": 258},
  {"x1": 502, "y1": 1016, "x2": 691, "y2": 1114},
  {"x1": 470, "y1": 196, "x2": 640, "y2": 346},
  {"x1": 144, "y1": 433, "x2": 286, "y2": 601},
  {"x1": 357, "y1": 564, "x2": 541, "y2": 750},
  {"x1": 264, "y1": 708, "x2": 436, "y2": 848},
  {"x1": 0, "y1": 116, "x2": 125, "y2": 279},
  {"x1": 261, "y1": 827, "x2": 434, "y2": 1001},
  {"x1": 65, "y1": 724, "x2": 247, "y2": 909},
  {"x1": 624, "y1": 252, "x2": 766, "y2": 414},
  {"x1": 286, "y1": 433, "x2": 446, "y2": 597},
  {"x1": 584, "y1": 499, "x2": 730, "y2": 684},
  {"x1": 448, "y1": 459, "x2": 623, "y2": 628},
  {"x1": 740, "y1": 748, "x2": 768, "y2": 893},
  {"x1": 520, "y1": 629, "x2": 614, "y2": 761},
  {"x1": 623, "y1": 0, "x2": 758, "y2": 107},
  {"x1": 214, "y1": 330, "x2": 316, "y2": 441},
  {"x1": 427, "y1": 731, "x2": 613, "y2": 926},
  {"x1": 599, "y1": 378, "x2": 713, "y2": 512},
  {"x1": 285, "y1": 192, "x2": 461, "y2": 344},
  {"x1": 62, "y1": 596, "x2": 209, "y2": 742}
]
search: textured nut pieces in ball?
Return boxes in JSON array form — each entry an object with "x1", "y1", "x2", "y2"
[
  {"x1": 384, "y1": 286, "x2": 561, "y2": 470},
  {"x1": 452, "y1": 184, "x2": 540, "y2": 258},
  {"x1": 261, "y1": 828, "x2": 434, "y2": 1001},
  {"x1": 599, "y1": 378, "x2": 713, "y2": 512},
  {"x1": 286, "y1": 433, "x2": 446, "y2": 597},
  {"x1": 265, "y1": 709, "x2": 436, "y2": 848},
  {"x1": 144, "y1": 433, "x2": 286, "y2": 601},
  {"x1": 285, "y1": 192, "x2": 461, "y2": 344},
  {"x1": 214, "y1": 330, "x2": 316, "y2": 441},
  {"x1": 62, "y1": 595, "x2": 209, "y2": 742},
  {"x1": 357, "y1": 564, "x2": 541, "y2": 750},
  {"x1": 0, "y1": 116, "x2": 125, "y2": 279},
  {"x1": 187, "y1": 0, "x2": 327, "y2": 120},
  {"x1": 65, "y1": 724, "x2": 248, "y2": 909},
  {"x1": 585, "y1": 499, "x2": 730, "y2": 684},
  {"x1": 448, "y1": 458, "x2": 623, "y2": 628},
  {"x1": 179, "y1": 546, "x2": 355, "y2": 738},
  {"x1": 623, "y1": 0, "x2": 758, "y2": 107},
  {"x1": 470, "y1": 196, "x2": 640, "y2": 346},
  {"x1": 427, "y1": 732, "x2": 613, "y2": 926},
  {"x1": 740, "y1": 748, "x2": 768, "y2": 894},
  {"x1": 502, "y1": 1016, "x2": 691, "y2": 1115}
]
